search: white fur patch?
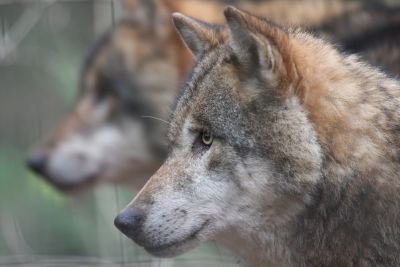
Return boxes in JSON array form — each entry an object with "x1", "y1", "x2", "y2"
[{"x1": 47, "y1": 119, "x2": 153, "y2": 185}]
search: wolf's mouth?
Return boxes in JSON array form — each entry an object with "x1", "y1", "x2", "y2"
[{"x1": 144, "y1": 219, "x2": 211, "y2": 257}]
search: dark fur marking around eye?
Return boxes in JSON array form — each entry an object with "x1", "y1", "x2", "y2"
[
  {"x1": 192, "y1": 132, "x2": 212, "y2": 154},
  {"x1": 223, "y1": 53, "x2": 241, "y2": 68}
]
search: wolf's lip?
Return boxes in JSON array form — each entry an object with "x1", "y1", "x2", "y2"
[{"x1": 144, "y1": 220, "x2": 211, "y2": 257}]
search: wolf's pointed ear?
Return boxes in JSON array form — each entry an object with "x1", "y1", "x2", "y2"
[
  {"x1": 172, "y1": 13, "x2": 215, "y2": 59},
  {"x1": 224, "y1": 6, "x2": 288, "y2": 79}
]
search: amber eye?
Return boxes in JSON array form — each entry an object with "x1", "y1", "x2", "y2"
[{"x1": 201, "y1": 131, "x2": 213, "y2": 146}]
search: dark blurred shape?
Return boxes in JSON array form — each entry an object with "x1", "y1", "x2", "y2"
[
  {"x1": 26, "y1": 150, "x2": 47, "y2": 176},
  {"x1": 314, "y1": 2, "x2": 400, "y2": 75}
]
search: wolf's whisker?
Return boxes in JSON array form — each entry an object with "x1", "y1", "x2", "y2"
[{"x1": 141, "y1": 116, "x2": 170, "y2": 125}]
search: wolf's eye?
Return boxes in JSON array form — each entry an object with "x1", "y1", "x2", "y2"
[{"x1": 201, "y1": 131, "x2": 213, "y2": 146}]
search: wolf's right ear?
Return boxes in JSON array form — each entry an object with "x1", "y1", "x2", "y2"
[
  {"x1": 224, "y1": 6, "x2": 291, "y2": 82},
  {"x1": 172, "y1": 13, "x2": 216, "y2": 59}
]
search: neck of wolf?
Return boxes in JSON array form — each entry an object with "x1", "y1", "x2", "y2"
[
  {"x1": 214, "y1": 224, "x2": 292, "y2": 267},
  {"x1": 212, "y1": 192, "x2": 306, "y2": 267}
]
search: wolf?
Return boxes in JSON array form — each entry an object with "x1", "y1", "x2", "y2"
[
  {"x1": 114, "y1": 6, "x2": 400, "y2": 267},
  {"x1": 25, "y1": 15, "x2": 182, "y2": 192},
  {"x1": 27, "y1": 0, "x2": 399, "y2": 193}
]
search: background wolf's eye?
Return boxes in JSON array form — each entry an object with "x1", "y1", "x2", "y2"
[{"x1": 201, "y1": 131, "x2": 213, "y2": 146}]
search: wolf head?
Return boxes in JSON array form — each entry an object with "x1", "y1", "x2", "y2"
[
  {"x1": 26, "y1": 5, "x2": 184, "y2": 193},
  {"x1": 115, "y1": 7, "x2": 323, "y2": 258}
]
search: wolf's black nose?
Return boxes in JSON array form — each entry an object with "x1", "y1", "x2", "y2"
[
  {"x1": 114, "y1": 207, "x2": 146, "y2": 238},
  {"x1": 27, "y1": 151, "x2": 46, "y2": 175}
]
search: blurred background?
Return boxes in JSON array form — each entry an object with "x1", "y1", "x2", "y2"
[{"x1": 0, "y1": 0, "x2": 399, "y2": 266}]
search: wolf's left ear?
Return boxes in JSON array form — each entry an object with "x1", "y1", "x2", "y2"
[
  {"x1": 224, "y1": 6, "x2": 288, "y2": 79},
  {"x1": 172, "y1": 13, "x2": 218, "y2": 59}
]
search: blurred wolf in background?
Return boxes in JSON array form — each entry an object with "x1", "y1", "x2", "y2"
[
  {"x1": 27, "y1": 0, "x2": 400, "y2": 193},
  {"x1": 26, "y1": 0, "x2": 188, "y2": 192},
  {"x1": 115, "y1": 6, "x2": 400, "y2": 267}
]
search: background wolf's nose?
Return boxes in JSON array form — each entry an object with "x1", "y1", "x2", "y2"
[
  {"x1": 114, "y1": 207, "x2": 146, "y2": 238},
  {"x1": 27, "y1": 151, "x2": 46, "y2": 175}
]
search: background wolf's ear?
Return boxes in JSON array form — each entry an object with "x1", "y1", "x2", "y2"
[
  {"x1": 224, "y1": 6, "x2": 286, "y2": 78},
  {"x1": 123, "y1": 0, "x2": 175, "y2": 38},
  {"x1": 172, "y1": 13, "x2": 216, "y2": 59},
  {"x1": 123, "y1": 0, "x2": 159, "y2": 24}
]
